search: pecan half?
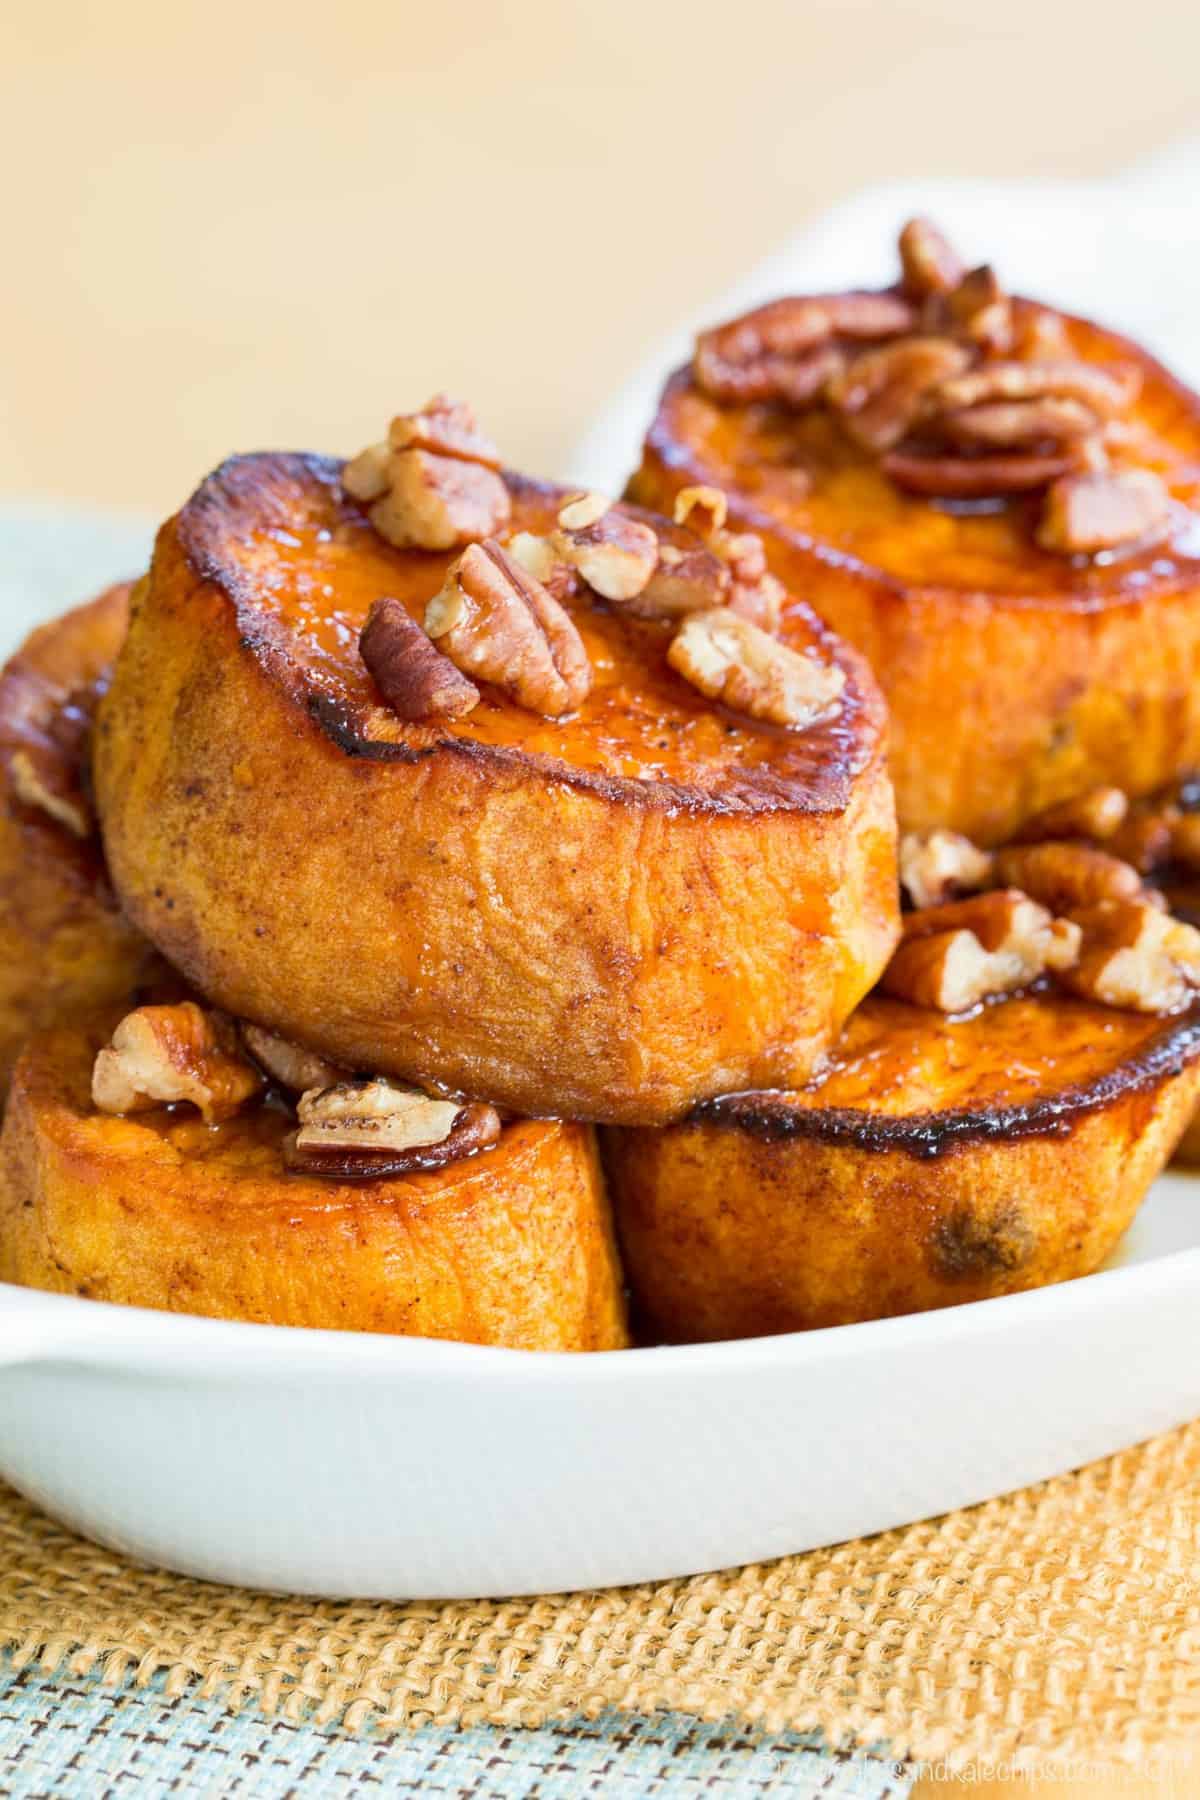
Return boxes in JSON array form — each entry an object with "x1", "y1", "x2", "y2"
[
  {"x1": 1063, "y1": 901, "x2": 1200, "y2": 1013},
  {"x1": 668, "y1": 609, "x2": 843, "y2": 728},
  {"x1": 426, "y1": 539, "x2": 591, "y2": 716},
  {"x1": 93, "y1": 1003, "x2": 264, "y2": 1124},
  {"x1": 388, "y1": 394, "x2": 501, "y2": 468},
  {"x1": 284, "y1": 1079, "x2": 501, "y2": 1181},
  {"x1": 9, "y1": 748, "x2": 92, "y2": 839},
  {"x1": 1015, "y1": 786, "x2": 1129, "y2": 843},
  {"x1": 883, "y1": 450, "x2": 1074, "y2": 497},
  {"x1": 551, "y1": 494, "x2": 659, "y2": 602},
  {"x1": 240, "y1": 1023, "x2": 349, "y2": 1094},
  {"x1": 827, "y1": 337, "x2": 972, "y2": 454},
  {"x1": 899, "y1": 829, "x2": 995, "y2": 910},
  {"x1": 360, "y1": 597, "x2": 479, "y2": 720},
  {"x1": 1037, "y1": 468, "x2": 1171, "y2": 555},
  {"x1": 992, "y1": 842, "x2": 1148, "y2": 914},
  {"x1": 941, "y1": 397, "x2": 1099, "y2": 452},
  {"x1": 694, "y1": 294, "x2": 914, "y2": 406},
  {"x1": 937, "y1": 359, "x2": 1141, "y2": 420},
  {"x1": 369, "y1": 450, "x2": 511, "y2": 552},
  {"x1": 882, "y1": 890, "x2": 1080, "y2": 1011},
  {"x1": 898, "y1": 218, "x2": 965, "y2": 299}
]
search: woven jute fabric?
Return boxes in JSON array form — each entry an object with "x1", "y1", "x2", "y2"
[{"x1": 3, "y1": 1421, "x2": 1200, "y2": 1770}]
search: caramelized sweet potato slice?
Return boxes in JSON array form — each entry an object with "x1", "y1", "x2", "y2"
[
  {"x1": 634, "y1": 300, "x2": 1200, "y2": 844},
  {"x1": 0, "y1": 586, "x2": 162, "y2": 1091},
  {"x1": 0, "y1": 1018, "x2": 629, "y2": 1351},
  {"x1": 94, "y1": 454, "x2": 898, "y2": 1124},
  {"x1": 605, "y1": 991, "x2": 1200, "y2": 1340}
]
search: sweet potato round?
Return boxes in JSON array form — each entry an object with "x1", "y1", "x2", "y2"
[
  {"x1": 633, "y1": 303, "x2": 1200, "y2": 844},
  {"x1": 0, "y1": 587, "x2": 159, "y2": 1092},
  {"x1": 605, "y1": 991, "x2": 1200, "y2": 1341},
  {"x1": 0, "y1": 1018, "x2": 629, "y2": 1350},
  {"x1": 93, "y1": 453, "x2": 898, "y2": 1125}
]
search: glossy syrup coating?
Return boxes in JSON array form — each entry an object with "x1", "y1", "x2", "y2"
[
  {"x1": 604, "y1": 990, "x2": 1200, "y2": 1341},
  {"x1": 0, "y1": 1016, "x2": 629, "y2": 1350},
  {"x1": 0, "y1": 587, "x2": 162, "y2": 1091},
  {"x1": 93, "y1": 452, "x2": 899, "y2": 1125},
  {"x1": 633, "y1": 302, "x2": 1200, "y2": 843}
]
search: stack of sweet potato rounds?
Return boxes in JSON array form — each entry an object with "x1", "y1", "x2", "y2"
[{"x1": 5, "y1": 219, "x2": 1200, "y2": 1349}]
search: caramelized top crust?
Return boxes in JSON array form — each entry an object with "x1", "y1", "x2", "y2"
[
  {"x1": 172, "y1": 452, "x2": 883, "y2": 815},
  {"x1": 694, "y1": 990, "x2": 1200, "y2": 1156},
  {"x1": 649, "y1": 302, "x2": 1200, "y2": 605},
  {"x1": 0, "y1": 585, "x2": 132, "y2": 885}
]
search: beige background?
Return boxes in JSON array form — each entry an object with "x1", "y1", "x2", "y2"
[
  {"x1": 4, "y1": 0, "x2": 1200, "y2": 519},
  {"x1": 4, "y1": 8, "x2": 1199, "y2": 1790}
]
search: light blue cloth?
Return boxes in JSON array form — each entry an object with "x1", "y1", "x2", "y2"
[{"x1": 0, "y1": 1665, "x2": 911, "y2": 1799}]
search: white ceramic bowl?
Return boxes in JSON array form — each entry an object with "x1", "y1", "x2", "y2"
[{"x1": 3, "y1": 1174, "x2": 1200, "y2": 1599}]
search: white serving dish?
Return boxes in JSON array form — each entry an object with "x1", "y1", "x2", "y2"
[{"x1": 3, "y1": 1174, "x2": 1200, "y2": 1599}]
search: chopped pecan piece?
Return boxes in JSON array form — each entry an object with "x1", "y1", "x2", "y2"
[
  {"x1": 942, "y1": 265, "x2": 1012, "y2": 355},
  {"x1": 284, "y1": 1079, "x2": 501, "y2": 1181},
  {"x1": 671, "y1": 488, "x2": 783, "y2": 631},
  {"x1": 426, "y1": 539, "x2": 591, "y2": 717},
  {"x1": 898, "y1": 218, "x2": 965, "y2": 299},
  {"x1": 504, "y1": 531, "x2": 584, "y2": 605},
  {"x1": 668, "y1": 609, "x2": 843, "y2": 728},
  {"x1": 827, "y1": 337, "x2": 971, "y2": 454},
  {"x1": 240, "y1": 1024, "x2": 348, "y2": 1094},
  {"x1": 726, "y1": 567, "x2": 785, "y2": 633},
  {"x1": 899, "y1": 829, "x2": 995, "y2": 910},
  {"x1": 1015, "y1": 786, "x2": 1129, "y2": 843},
  {"x1": 674, "y1": 486, "x2": 728, "y2": 536},
  {"x1": 93, "y1": 1003, "x2": 264, "y2": 1124},
  {"x1": 369, "y1": 449, "x2": 511, "y2": 552},
  {"x1": 636, "y1": 542, "x2": 730, "y2": 619},
  {"x1": 882, "y1": 890, "x2": 1080, "y2": 1012},
  {"x1": 9, "y1": 748, "x2": 92, "y2": 839},
  {"x1": 992, "y1": 842, "x2": 1148, "y2": 915},
  {"x1": 387, "y1": 394, "x2": 501, "y2": 468},
  {"x1": 1036, "y1": 468, "x2": 1171, "y2": 555},
  {"x1": 551, "y1": 494, "x2": 659, "y2": 602},
  {"x1": 1063, "y1": 901, "x2": 1200, "y2": 1013},
  {"x1": 505, "y1": 530, "x2": 557, "y2": 583},
  {"x1": 360, "y1": 597, "x2": 479, "y2": 720},
  {"x1": 342, "y1": 441, "x2": 392, "y2": 503},
  {"x1": 883, "y1": 450, "x2": 1074, "y2": 498}
]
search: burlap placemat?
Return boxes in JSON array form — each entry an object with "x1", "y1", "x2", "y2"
[{"x1": 3, "y1": 1420, "x2": 1199, "y2": 1769}]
